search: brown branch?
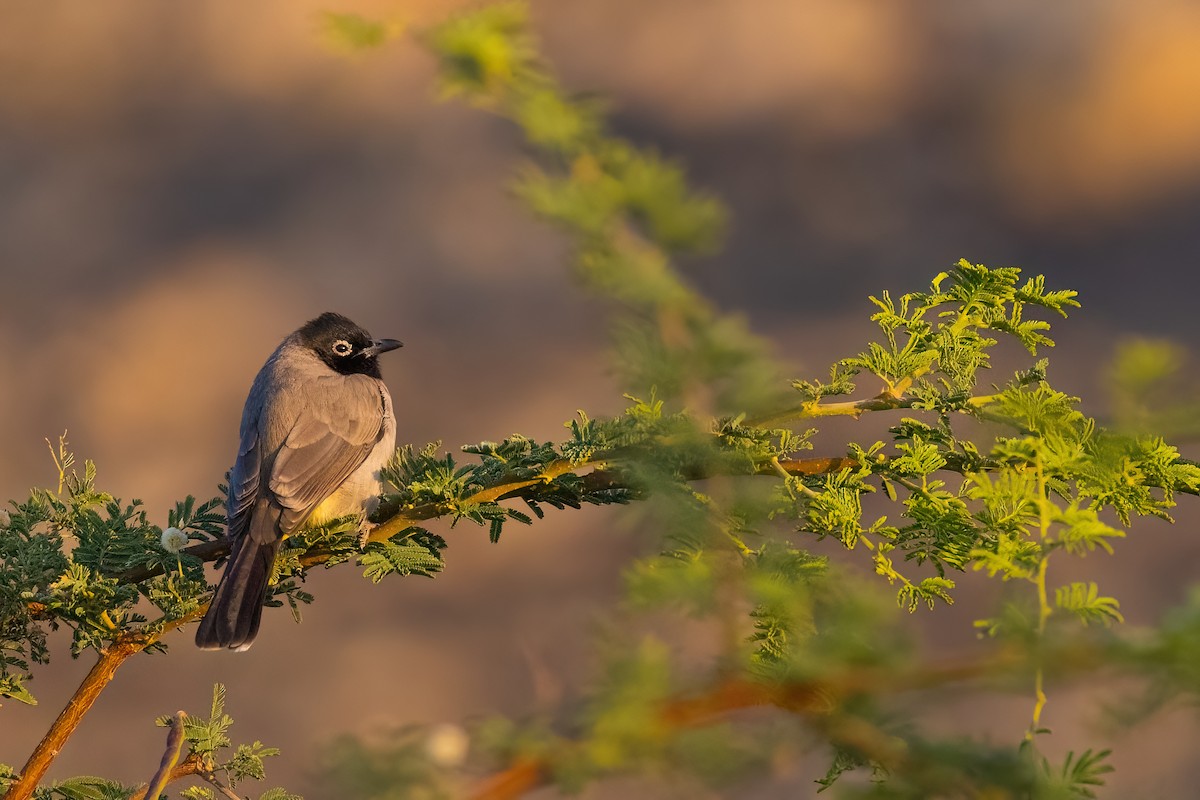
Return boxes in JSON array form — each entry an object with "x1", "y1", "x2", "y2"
[
  {"x1": 110, "y1": 438, "x2": 1198, "y2": 585},
  {"x1": 768, "y1": 457, "x2": 859, "y2": 477},
  {"x1": 2, "y1": 609, "x2": 204, "y2": 800},
  {"x1": 142, "y1": 711, "x2": 188, "y2": 800},
  {"x1": 469, "y1": 654, "x2": 1016, "y2": 800},
  {"x1": 199, "y1": 771, "x2": 245, "y2": 800},
  {"x1": 2, "y1": 643, "x2": 138, "y2": 800},
  {"x1": 95, "y1": 429, "x2": 1200, "y2": 586},
  {"x1": 747, "y1": 389, "x2": 999, "y2": 428},
  {"x1": 128, "y1": 754, "x2": 205, "y2": 800},
  {"x1": 117, "y1": 456, "x2": 860, "y2": 583},
  {"x1": 472, "y1": 757, "x2": 545, "y2": 800},
  {"x1": 748, "y1": 394, "x2": 919, "y2": 427}
]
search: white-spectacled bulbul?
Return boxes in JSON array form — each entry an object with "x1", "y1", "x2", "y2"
[{"x1": 195, "y1": 312, "x2": 401, "y2": 651}]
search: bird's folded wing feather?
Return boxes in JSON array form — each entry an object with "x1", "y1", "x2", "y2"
[
  {"x1": 226, "y1": 428, "x2": 262, "y2": 541},
  {"x1": 267, "y1": 374, "x2": 389, "y2": 537}
]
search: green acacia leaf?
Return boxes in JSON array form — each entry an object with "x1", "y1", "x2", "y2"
[{"x1": 1054, "y1": 582, "x2": 1124, "y2": 627}]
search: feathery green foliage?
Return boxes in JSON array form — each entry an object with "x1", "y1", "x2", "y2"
[
  {"x1": 154, "y1": 684, "x2": 296, "y2": 798},
  {"x1": 313, "y1": 728, "x2": 456, "y2": 800},
  {"x1": 4, "y1": 4, "x2": 1200, "y2": 800}
]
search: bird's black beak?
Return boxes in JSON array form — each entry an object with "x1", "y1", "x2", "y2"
[{"x1": 363, "y1": 338, "x2": 403, "y2": 357}]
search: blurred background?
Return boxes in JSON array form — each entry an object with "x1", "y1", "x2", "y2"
[{"x1": 2, "y1": 0, "x2": 1199, "y2": 796}]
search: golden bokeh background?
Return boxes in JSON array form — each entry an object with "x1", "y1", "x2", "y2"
[{"x1": 2, "y1": 1, "x2": 1200, "y2": 796}]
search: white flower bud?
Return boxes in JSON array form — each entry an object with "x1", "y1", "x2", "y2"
[
  {"x1": 0, "y1": 508, "x2": 10, "y2": 528},
  {"x1": 425, "y1": 723, "x2": 469, "y2": 768},
  {"x1": 160, "y1": 526, "x2": 188, "y2": 554}
]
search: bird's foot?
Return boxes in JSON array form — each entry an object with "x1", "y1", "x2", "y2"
[{"x1": 357, "y1": 519, "x2": 375, "y2": 550}]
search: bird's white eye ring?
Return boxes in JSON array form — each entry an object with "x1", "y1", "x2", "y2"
[{"x1": 332, "y1": 340, "x2": 353, "y2": 356}]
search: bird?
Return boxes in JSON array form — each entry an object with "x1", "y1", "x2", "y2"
[{"x1": 195, "y1": 312, "x2": 402, "y2": 651}]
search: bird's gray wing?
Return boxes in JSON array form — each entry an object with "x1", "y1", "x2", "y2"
[
  {"x1": 225, "y1": 425, "x2": 262, "y2": 541},
  {"x1": 267, "y1": 374, "x2": 390, "y2": 535}
]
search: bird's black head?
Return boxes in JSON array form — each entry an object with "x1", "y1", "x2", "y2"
[{"x1": 295, "y1": 312, "x2": 402, "y2": 378}]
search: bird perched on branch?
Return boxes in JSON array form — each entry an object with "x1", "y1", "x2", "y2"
[{"x1": 196, "y1": 312, "x2": 402, "y2": 651}]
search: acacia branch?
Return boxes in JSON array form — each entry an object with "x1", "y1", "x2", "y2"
[
  {"x1": 749, "y1": 394, "x2": 919, "y2": 427},
  {"x1": 142, "y1": 711, "x2": 187, "y2": 800},
  {"x1": 117, "y1": 456, "x2": 861, "y2": 583},
  {"x1": 747, "y1": 390, "x2": 998, "y2": 428},
  {"x1": 1, "y1": 644, "x2": 137, "y2": 800},
  {"x1": 2, "y1": 610, "x2": 204, "y2": 800},
  {"x1": 127, "y1": 754, "x2": 206, "y2": 800},
  {"x1": 470, "y1": 653, "x2": 1018, "y2": 800},
  {"x1": 113, "y1": 432, "x2": 1197, "y2": 588},
  {"x1": 199, "y1": 772, "x2": 244, "y2": 800}
]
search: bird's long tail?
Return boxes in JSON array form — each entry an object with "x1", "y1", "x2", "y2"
[{"x1": 195, "y1": 526, "x2": 280, "y2": 651}]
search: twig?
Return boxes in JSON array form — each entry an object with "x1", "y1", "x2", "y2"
[
  {"x1": 748, "y1": 391, "x2": 999, "y2": 428},
  {"x1": 142, "y1": 711, "x2": 188, "y2": 800},
  {"x1": 749, "y1": 394, "x2": 919, "y2": 427},
  {"x1": 127, "y1": 754, "x2": 205, "y2": 800},
  {"x1": 128, "y1": 754, "x2": 205, "y2": 800},
  {"x1": 201, "y1": 770, "x2": 245, "y2": 800}
]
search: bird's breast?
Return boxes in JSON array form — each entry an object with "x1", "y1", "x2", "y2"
[{"x1": 305, "y1": 414, "x2": 396, "y2": 526}]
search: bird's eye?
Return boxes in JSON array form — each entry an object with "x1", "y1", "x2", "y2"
[{"x1": 332, "y1": 340, "x2": 353, "y2": 356}]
